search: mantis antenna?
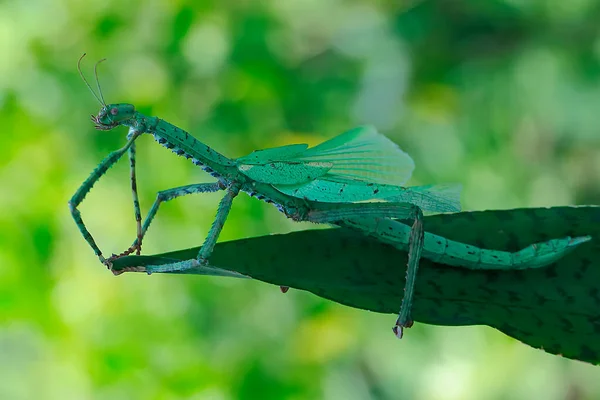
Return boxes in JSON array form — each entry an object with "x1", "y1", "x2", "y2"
[
  {"x1": 77, "y1": 53, "x2": 107, "y2": 106},
  {"x1": 93, "y1": 57, "x2": 107, "y2": 105}
]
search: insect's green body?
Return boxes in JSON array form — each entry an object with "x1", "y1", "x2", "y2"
[
  {"x1": 104, "y1": 105, "x2": 585, "y2": 268},
  {"x1": 71, "y1": 93, "x2": 591, "y2": 337}
]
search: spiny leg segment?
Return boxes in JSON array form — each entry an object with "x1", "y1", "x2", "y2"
[
  {"x1": 198, "y1": 183, "x2": 241, "y2": 261},
  {"x1": 127, "y1": 130, "x2": 143, "y2": 256},
  {"x1": 119, "y1": 183, "x2": 241, "y2": 275},
  {"x1": 395, "y1": 209, "x2": 423, "y2": 338},
  {"x1": 135, "y1": 197, "x2": 427, "y2": 336},
  {"x1": 107, "y1": 182, "x2": 225, "y2": 263},
  {"x1": 69, "y1": 129, "x2": 142, "y2": 264}
]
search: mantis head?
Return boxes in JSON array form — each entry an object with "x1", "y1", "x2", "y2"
[
  {"x1": 78, "y1": 54, "x2": 136, "y2": 130},
  {"x1": 91, "y1": 104, "x2": 136, "y2": 130}
]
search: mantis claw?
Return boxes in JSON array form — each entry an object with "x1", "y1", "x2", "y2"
[
  {"x1": 393, "y1": 319, "x2": 414, "y2": 339},
  {"x1": 106, "y1": 241, "x2": 143, "y2": 264},
  {"x1": 102, "y1": 256, "x2": 114, "y2": 271},
  {"x1": 392, "y1": 325, "x2": 403, "y2": 339}
]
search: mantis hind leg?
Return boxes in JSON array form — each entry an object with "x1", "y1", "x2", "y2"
[
  {"x1": 394, "y1": 207, "x2": 423, "y2": 338},
  {"x1": 303, "y1": 201, "x2": 425, "y2": 339}
]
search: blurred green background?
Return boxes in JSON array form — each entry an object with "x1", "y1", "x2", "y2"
[{"x1": 1, "y1": 0, "x2": 600, "y2": 398}]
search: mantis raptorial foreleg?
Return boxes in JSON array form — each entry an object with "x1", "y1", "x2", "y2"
[
  {"x1": 302, "y1": 200, "x2": 425, "y2": 338},
  {"x1": 69, "y1": 129, "x2": 143, "y2": 263}
]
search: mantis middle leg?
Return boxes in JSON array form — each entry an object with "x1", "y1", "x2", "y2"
[{"x1": 113, "y1": 182, "x2": 241, "y2": 275}]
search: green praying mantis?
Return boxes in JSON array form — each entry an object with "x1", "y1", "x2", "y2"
[{"x1": 69, "y1": 55, "x2": 592, "y2": 338}]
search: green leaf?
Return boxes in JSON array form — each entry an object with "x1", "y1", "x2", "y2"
[{"x1": 111, "y1": 206, "x2": 600, "y2": 365}]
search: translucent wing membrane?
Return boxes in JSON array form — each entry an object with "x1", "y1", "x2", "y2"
[{"x1": 295, "y1": 126, "x2": 415, "y2": 186}]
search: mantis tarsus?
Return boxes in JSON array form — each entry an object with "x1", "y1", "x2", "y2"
[{"x1": 69, "y1": 55, "x2": 591, "y2": 338}]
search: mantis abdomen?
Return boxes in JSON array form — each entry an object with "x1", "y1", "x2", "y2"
[{"x1": 342, "y1": 218, "x2": 591, "y2": 270}]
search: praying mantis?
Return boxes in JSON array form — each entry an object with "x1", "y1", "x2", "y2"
[{"x1": 69, "y1": 55, "x2": 591, "y2": 338}]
